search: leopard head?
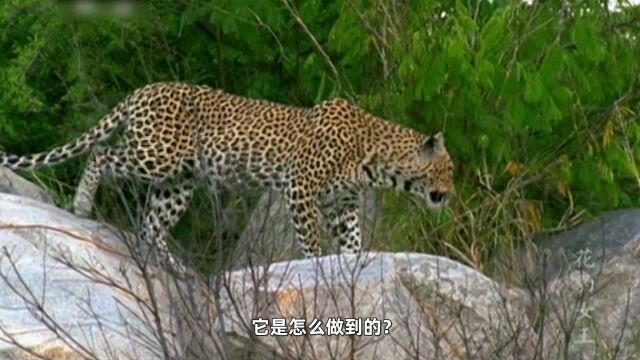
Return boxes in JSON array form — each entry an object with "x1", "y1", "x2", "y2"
[
  {"x1": 407, "y1": 132, "x2": 454, "y2": 209},
  {"x1": 364, "y1": 131, "x2": 454, "y2": 210}
]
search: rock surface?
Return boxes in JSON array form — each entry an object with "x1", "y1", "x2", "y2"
[
  {"x1": 216, "y1": 252, "x2": 534, "y2": 360},
  {"x1": 0, "y1": 192, "x2": 185, "y2": 360},
  {"x1": 534, "y1": 209, "x2": 640, "y2": 359},
  {"x1": 534, "y1": 208, "x2": 640, "y2": 279},
  {"x1": 232, "y1": 190, "x2": 298, "y2": 267},
  {"x1": 0, "y1": 168, "x2": 54, "y2": 205}
]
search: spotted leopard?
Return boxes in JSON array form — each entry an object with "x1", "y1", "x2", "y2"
[{"x1": 0, "y1": 82, "x2": 454, "y2": 268}]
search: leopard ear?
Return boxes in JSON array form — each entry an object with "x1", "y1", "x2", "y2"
[{"x1": 420, "y1": 132, "x2": 445, "y2": 158}]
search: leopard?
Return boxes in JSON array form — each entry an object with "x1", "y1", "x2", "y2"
[{"x1": 0, "y1": 82, "x2": 454, "y2": 270}]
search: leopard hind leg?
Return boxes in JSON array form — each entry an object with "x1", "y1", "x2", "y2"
[{"x1": 73, "y1": 146, "x2": 129, "y2": 216}]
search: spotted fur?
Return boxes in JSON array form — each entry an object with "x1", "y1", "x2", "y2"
[{"x1": 0, "y1": 82, "x2": 454, "y2": 268}]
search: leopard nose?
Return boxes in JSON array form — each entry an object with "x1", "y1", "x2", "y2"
[{"x1": 429, "y1": 191, "x2": 447, "y2": 204}]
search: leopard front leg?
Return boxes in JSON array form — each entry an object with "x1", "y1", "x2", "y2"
[{"x1": 286, "y1": 187, "x2": 322, "y2": 258}]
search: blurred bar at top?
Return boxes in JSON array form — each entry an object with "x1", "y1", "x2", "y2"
[{"x1": 56, "y1": 0, "x2": 150, "y2": 20}]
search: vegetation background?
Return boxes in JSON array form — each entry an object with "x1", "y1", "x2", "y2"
[{"x1": 1, "y1": 0, "x2": 638, "y2": 276}]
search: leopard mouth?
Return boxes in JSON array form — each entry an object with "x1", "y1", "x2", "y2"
[
  {"x1": 425, "y1": 190, "x2": 449, "y2": 209},
  {"x1": 407, "y1": 190, "x2": 448, "y2": 210}
]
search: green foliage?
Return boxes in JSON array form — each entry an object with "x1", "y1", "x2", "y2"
[{"x1": 1, "y1": 0, "x2": 639, "y2": 269}]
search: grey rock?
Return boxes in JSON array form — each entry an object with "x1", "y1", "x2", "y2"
[
  {"x1": 0, "y1": 168, "x2": 54, "y2": 205},
  {"x1": 541, "y1": 250, "x2": 640, "y2": 359},
  {"x1": 533, "y1": 209, "x2": 640, "y2": 279},
  {"x1": 216, "y1": 252, "x2": 534, "y2": 360},
  {"x1": 0, "y1": 193, "x2": 185, "y2": 360},
  {"x1": 232, "y1": 190, "x2": 298, "y2": 267},
  {"x1": 528, "y1": 209, "x2": 640, "y2": 359}
]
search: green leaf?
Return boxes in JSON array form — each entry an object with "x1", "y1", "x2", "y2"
[
  {"x1": 455, "y1": 0, "x2": 470, "y2": 17},
  {"x1": 476, "y1": 60, "x2": 495, "y2": 89},
  {"x1": 633, "y1": 123, "x2": 640, "y2": 141},
  {"x1": 505, "y1": 98, "x2": 525, "y2": 130},
  {"x1": 302, "y1": 53, "x2": 318, "y2": 73},
  {"x1": 479, "y1": 10, "x2": 506, "y2": 58},
  {"x1": 411, "y1": 31, "x2": 427, "y2": 58},
  {"x1": 607, "y1": 143, "x2": 637, "y2": 179},
  {"x1": 545, "y1": 100, "x2": 562, "y2": 125},
  {"x1": 571, "y1": 17, "x2": 606, "y2": 63},
  {"x1": 540, "y1": 46, "x2": 563, "y2": 86},
  {"x1": 417, "y1": 54, "x2": 446, "y2": 100},
  {"x1": 560, "y1": 159, "x2": 573, "y2": 184},
  {"x1": 398, "y1": 56, "x2": 417, "y2": 79},
  {"x1": 524, "y1": 73, "x2": 544, "y2": 104},
  {"x1": 447, "y1": 37, "x2": 466, "y2": 60},
  {"x1": 550, "y1": 86, "x2": 573, "y2": 107},
  {"x1": 490, "y1": 135, "x2": 510, "y2": 162},
  {"x1": 599, "y1": 162, "x2": 615, "y2": 184},
  {"x1": 478, "y1": 133, "x2": 489, "y2": 149},
  {"x1": 459, "y1": 16, "x2": 478, "y2": 35}
]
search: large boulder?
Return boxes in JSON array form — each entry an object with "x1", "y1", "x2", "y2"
[
  {"x1": 0, "y1": 168, "x2": 54, "y2": 205},
  {"x1": 533, "y1": 208, "x2": 640, "y2": 279},
  {"x1": 531, "y1": 209, "x2": 640, "y2": 359},
  {"x1": 0, "y1": 192, "x2": 191, "y2": 360},
  {"x1": 215, "y1": 252, "x2": 534, "y2": 360}
]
